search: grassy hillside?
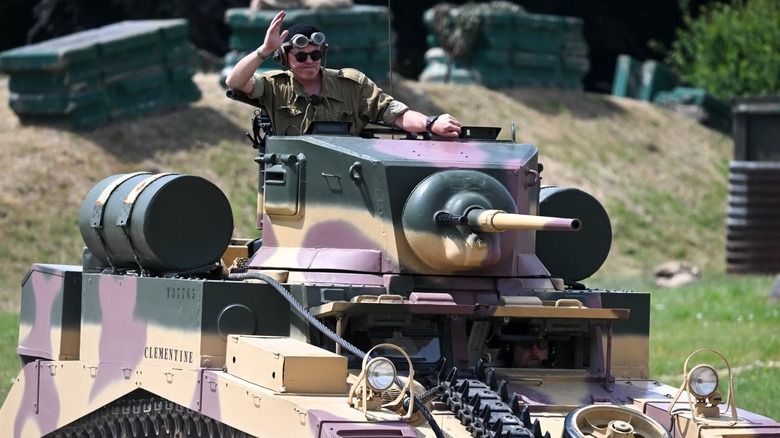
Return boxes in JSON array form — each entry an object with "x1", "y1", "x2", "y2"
[{"x1": 0, "y1": 73, "x2": 732, "y2": 311}]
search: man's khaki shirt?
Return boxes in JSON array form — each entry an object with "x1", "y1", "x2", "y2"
[{"x1": 249, "y1": 67, "x2": 407, "y2": 136}]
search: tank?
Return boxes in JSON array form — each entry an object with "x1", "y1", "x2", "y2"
[{"x1": 1, "y1": 95, "x2": 779, "y2": 438}]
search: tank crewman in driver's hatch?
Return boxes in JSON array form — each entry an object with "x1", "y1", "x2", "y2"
[
  {"x1": 225, "y1": 10, "x2": 463, "y2": 137},
  {"x1": 512, "y1": 338, "x2": 550, "y2": 368}
]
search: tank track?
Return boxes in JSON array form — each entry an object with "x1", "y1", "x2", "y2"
[
  {"x1": 46, "y1": 397, "x2": 252, "y2": 438},
  {"x1": 439, "y1": 362, "x2": 551, "y2": 438},
  {"x1": 46, "y1": 365, "x2": 546, "y2": 438}
]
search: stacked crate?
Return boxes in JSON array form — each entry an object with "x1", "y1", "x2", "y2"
[
  {"x1": 0, "y1": 20, "x2": 200, "y2": 130},
  {"x1": 611, "y1": 55, "x2": 680, "y2": 102},
  {"x1": 611, "y1": 55, "x2": 730, "y2": 131},
  {"x1": 223, "y1": 5, "x2": 394, "y2": 86},
  {"x1": 420, "y1": 7, "x2": 589, "y2": 90},
  {"x1": 654, "y1": 87, "x2": 731, "y2": 132}
]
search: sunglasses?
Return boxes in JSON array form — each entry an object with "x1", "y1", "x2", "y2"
[
  {"x1": 291, "y1": 50, "x2": 323, "y2": 63},
  {"x1": 517, "y1": 339, "x2": 548, "y2": 350}
]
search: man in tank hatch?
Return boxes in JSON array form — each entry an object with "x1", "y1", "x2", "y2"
[{"x1": 226, "y1": 10, "x2": 463, "y2": 137}]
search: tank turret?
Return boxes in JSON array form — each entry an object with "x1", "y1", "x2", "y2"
[
  {"x1": 249, "y1": 135, "x2": 594, "y2": 283},
  {"x1": 1, "y1": 98, "x2": 778, "y2": 438}
]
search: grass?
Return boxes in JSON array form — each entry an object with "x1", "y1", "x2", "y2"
[
  {"x1": 592, "y1": 272, "x2": 780, "y2": 421},
  {"x1": 0, "y1": 312, "x2": 19, "y2": 405}
]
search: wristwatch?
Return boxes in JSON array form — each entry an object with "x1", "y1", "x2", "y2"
[{"x1": 425, "y1": 115, "x2": 439, "y2": 133}]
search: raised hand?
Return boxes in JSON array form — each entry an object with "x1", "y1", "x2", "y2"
[{"x1": 259, "y1": 10, "x2": 289, "y2": 56}]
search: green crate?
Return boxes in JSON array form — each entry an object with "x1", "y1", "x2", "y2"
[
  {"x1": 154, "y1": 19, "x2": 190, "y2": 41},
  {"x1": 561, "y1": 19, "x2": 588, "y2": 56},
  {"x1": 513, "y1": 71, "x2": 583, "y2": 89},
  {"x1": 225, "y1": 8, "x2": 278, "y2": 28},
  {"x1": 324, "y1": 30, "x2": 385, "y2": 49},
  {"x1": 639, "y1": 60, "x2": 679, "y2": 102},
  {"x1": 512, "y1": 14, "x2": 566, "y2": 53},
  {"x1": 168, "y1": 63, "x2": 197, "y2": 82},
  {"x1": 562, "y1": 55, "x2": 589, "y2": 75},
  {"x1": 226, "y1": 8, "x2": 322, "y2": 29},
  {"x1": 654, "y1": 87, "x2": 730, "y2": 131},
  {"x1": 169, "y1": 79, "x2": 202, "y2": 103},
  {"x1": 228, "y1": 22, "x2": 391, "y2": 53},
  {"x1": 0, "y1": 32, "x2": 100, "y2": 72},
  {"x1": 224, "y1": 51, "x2": 244, "y2": 66},
  {"x1": 91, "y1": 22, "x2": 163, "y2": 56},
  {"x1": 163, "y1": 43, "x2": 198, "y2": 66},
  {"x1": 105, "y1": 73, "x2": 199, "y2": 117},
  {"x1": 481, "y1": 27, "x2": 516, "y2": 50},
  {"x1": 479, "y1": 11, "x2": 515, "y2": 29},
  {"x1": 110, "y1": 97, "x2": 175, "y2": 120},
  {"x1": 3, "y1": 19, "x2": 198, "y2": 130},
  {"x1": 8, "y1": 87, "x2": 108, "y2": 115},
  {"x1": 513, "y1": 33, "x2": 564, "y2": 54},
  {"x1": 319, "y1": 4, "x2": 387, "y2": 25},
  {"x1": 468, "y1": 48, "x2": 512, "y2": 68},
  {"x1": 654, "y1": 87, "x2": 730, "y2": 115},
  {"x1": 563, "y1": 40, "x2": 589, "y2": 57},
  {"x1": 18, "y1": 104, "x2": 109, "y2": 130},
  {"x1": 1, "y1": 19, "x2": 192, "y2": 73},
  {"x1": 480, "y1": 71, "x2": 512, "y2": 89},
  {"x1": 101, "y1": 48, "x2": 164, "y2": 83},
  {"x1": 611, "y1": 54, "x2": 643, "y2": 98},
  {"x1": 221, "y1": 51, "x2": 282, "y2": 81},
  {"x1": 228, "y1": 33, "x2": 261, "y2": 52},
  {"x1": 513, "y1": 52, "x2": 559, "y2": 70},
  {"x1": 107, "y1": 83, "x2": 169, "y2": 109},
  {"x1": 8, "y1": 65, "x2": 101, "y2": 93},
  {"x1": 326, "y1": 51, "x2": 372, "y2": 68},
  {"x1": 106, "y1": 67, "x2": 169, "y2": 96}
]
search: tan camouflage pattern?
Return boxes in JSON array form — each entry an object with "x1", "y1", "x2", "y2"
[{"x1": 1, "y1": 133, "x2": 778, "y2": 437}]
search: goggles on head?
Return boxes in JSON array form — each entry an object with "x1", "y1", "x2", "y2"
[{"x1": 289, "y1": 32, "x2": 326, "y2": 49}]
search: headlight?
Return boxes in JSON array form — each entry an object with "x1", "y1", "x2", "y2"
[
  {"x1": 688, "y1": 364, "x2": 718, "y2": 398},
  {"x1": 366, "y1": 357, "x2": 396, "y2": 391}
]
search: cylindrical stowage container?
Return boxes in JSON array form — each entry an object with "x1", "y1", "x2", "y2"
[
  {"x1": 535, "y1": 186, "x2": 612, "y2": 283},
  {"x1": 79, "y1": 172, "x2": 234, "y2": 272},
  {"x1": 726, "y1": 161, "x2": 780, "y2": 273}
]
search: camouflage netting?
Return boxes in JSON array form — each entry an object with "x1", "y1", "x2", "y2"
[
  {"x1": 250, "y1": 0, "x2": 354, "y2": 10},
  {"x1": 421, "y1": 1, "x2": 589, "y2": 90},
  {"x1": 429, "y1": 1, "x2": 524, "y2": 63}
]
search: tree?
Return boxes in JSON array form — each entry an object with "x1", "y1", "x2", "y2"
[{"x1": 666, "y1": 0, "x2": 780, "y2": 99}]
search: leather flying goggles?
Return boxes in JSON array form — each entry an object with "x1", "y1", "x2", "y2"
[
  {"x1": 290, "y1": 32, "x2": 326, "y2": 48},
  {"x1": 291, "y1": 50, "x2": 323, "y2": 62}
]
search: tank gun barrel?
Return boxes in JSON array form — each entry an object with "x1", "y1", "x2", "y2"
[{"x1": 466, "y1": 209, "x2": 581, "y2": 232}]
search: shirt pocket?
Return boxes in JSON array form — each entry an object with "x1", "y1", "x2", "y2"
[{"x1": 321, "y1": 108, "x2": 354, "y2": 123}]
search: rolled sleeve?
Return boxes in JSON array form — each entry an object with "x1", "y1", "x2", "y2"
[
  {"x1": 382, "y1": 100, "x2": 409, "y2": 125},
  {"x1": 248, "y1": 74, "x2": 265, "y2": 99}
]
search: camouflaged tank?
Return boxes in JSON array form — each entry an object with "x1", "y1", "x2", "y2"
[{"x1": 2, "y1": 93, "x2": 779, "y2": 438}]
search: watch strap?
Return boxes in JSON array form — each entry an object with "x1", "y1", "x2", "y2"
[{"x1": 425, "y1": 115, "x2": 439, "y2": 133}]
